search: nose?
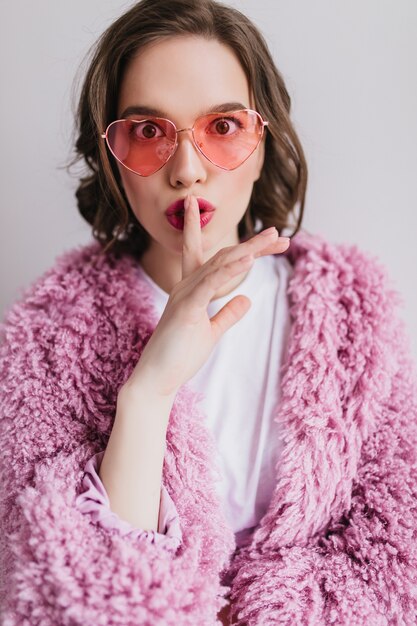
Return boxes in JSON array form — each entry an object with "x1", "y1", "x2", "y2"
[{"x1": 167, "y1": 131, "x2": 207, "y2": 188}]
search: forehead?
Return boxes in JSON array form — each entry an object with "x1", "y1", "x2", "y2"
[{"x1": 117, "y1": 36, "x2": 251, "y2": 120}]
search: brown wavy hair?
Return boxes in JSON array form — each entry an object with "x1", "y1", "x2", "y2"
[{"x1": 72, "y1": 0, "x2": 308, "y2": 259}]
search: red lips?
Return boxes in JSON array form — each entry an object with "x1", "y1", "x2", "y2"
[
  {"x1": 165, "y1": 198, "x2": 216, "y2": 216},
  {"x1": 165, "y1": 198, "x2": 216, "y2": 231}
]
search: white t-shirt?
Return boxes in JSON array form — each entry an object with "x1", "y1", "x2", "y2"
[{"x1": 137, "y1": 253, "x2": 293, "y2": 547}]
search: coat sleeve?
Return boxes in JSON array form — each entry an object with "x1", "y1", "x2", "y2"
[
  {"x1": 0, "y1": 262, "x2": 232, "y2": 626},
  {"x1": 228, "y1": 250, "x2": 417, "y2": 626},
  {"x1": 75, "y1": 451, "x2": 182, "y2": 550}
]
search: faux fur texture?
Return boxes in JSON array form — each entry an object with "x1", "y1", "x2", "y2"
[{"x1": 1, "y1": 230, "x2": 416, "y2": 625}]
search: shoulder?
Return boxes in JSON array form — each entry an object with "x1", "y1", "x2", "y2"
[
  {"x1": 285, "y1": 228, "x2": 393, "y2": 285},
  {"x1": 0, "y1": 242, "x2": 156, "y2": 357},
  {"x1": 283, "y1": 229, "x2": 413, "y2": 401},
  {"x1": 283, "y1": 229, "x2": 403, "y2": 316},
  {"x1": 3, "y1": 242, "x2": 136, "y2": 313}
]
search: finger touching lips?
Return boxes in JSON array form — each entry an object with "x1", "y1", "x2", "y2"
[
  {"x1": 183, "y1": 195, "x2": 201, "y2": 241},
  {"x1": 181, "y1": 195, "x2": 203, "y2": 277}
]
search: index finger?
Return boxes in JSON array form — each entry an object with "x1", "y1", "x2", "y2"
[{"x1": 181, "y1": 195, "x2": 203, "y2": 278}]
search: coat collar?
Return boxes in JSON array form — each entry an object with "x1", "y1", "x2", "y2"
[
  {"x1": 249, "y1": 230, "x2": 393, "y2": 552},
  {"x1": 252, "y1": 229, "x2": 358, "y2": 550}
]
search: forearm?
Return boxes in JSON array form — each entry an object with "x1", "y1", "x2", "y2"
[{"x1": 99, "y1": 381, "x2": 175, "y2": 531}]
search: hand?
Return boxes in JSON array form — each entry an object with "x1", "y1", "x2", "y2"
[{"x1": 126, "y1": 195, "x2": 290, "y2": 398}]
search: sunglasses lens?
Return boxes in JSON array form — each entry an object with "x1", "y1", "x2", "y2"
[
  {"x1": 106, "y1": 118, "x2": 177, "y2": 176},
  {"x1": 193, "y1": 110, "x2": 264, "y2": 170}
]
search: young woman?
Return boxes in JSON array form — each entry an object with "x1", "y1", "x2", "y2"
[{"x1": 1, "y1": 1, "x2": 417, "y2": 624}]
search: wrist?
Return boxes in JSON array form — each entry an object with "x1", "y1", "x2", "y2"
[
  {"x1": 126, "y1": 361, "x2": 180, "y2": 399},
  {"x1": 117, "y1": 373, "x2": 177, "y2": 419}
]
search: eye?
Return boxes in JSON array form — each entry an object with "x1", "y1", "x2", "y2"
[
  {"x1": 208, "y1": 116, "x2": 243, "y2": 136},
  {"x1": 129, "y1": 120, "x2": 165, "y2": 141}
]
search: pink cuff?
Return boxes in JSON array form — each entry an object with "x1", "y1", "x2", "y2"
[{"x1": 75, "y1": 451, "x2": 182, "y2": 552}]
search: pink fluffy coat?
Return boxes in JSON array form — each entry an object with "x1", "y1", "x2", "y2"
[{"x1": 1, "y1": 230, "x2": 417, "y2": 625}]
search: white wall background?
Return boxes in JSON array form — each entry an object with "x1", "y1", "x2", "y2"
[{"x1": 1, "y1": 0, "x2": 416, "y2": 360}]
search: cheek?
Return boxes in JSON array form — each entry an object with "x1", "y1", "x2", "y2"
[
  {"x1": 118, "y1": 170, "x2": 157, "y2": 216},
  {"x1": 218, "y1": 167, "x2": 257, "y2": 222},
  {"x1": 119, "y1": 170, "x2": 143, "y2": 200},
  {"x1": 229, "y1": 157, "x2": 261, "y2": 196},
  {"x1": 238, "y1": 142, "x2": 264, "y2": 184}
]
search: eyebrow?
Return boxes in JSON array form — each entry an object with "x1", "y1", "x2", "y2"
[{"x1": 120, "y1": 101, "x2": 248, "y2": 119}]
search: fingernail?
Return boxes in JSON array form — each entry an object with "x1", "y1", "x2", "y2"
[
  {"x1": 280, "y1": 237, "x2": 290, "y2": 244},
  {"x1": 260, "y1": 227, "x2": 277, "y2": 236}
]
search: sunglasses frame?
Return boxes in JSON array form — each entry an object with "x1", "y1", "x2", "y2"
[{"x1": 100, "y1": 108, "x2": 269, "y2": 176}]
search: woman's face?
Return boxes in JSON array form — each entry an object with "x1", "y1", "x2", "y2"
[{"x1": 116, "y1": 35, "x2": 265, "y2": 269}]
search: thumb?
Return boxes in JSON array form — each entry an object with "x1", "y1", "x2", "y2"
[{"x1": 210, "y1": 295, "x2": 252, "y2": 342}]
